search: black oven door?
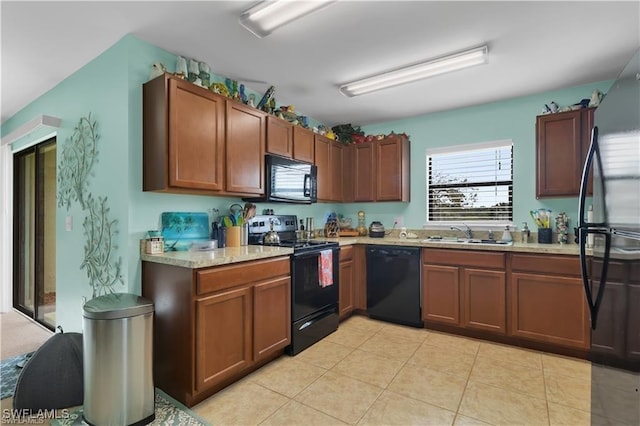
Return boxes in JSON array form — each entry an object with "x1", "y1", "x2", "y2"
[{"x1": 291, "y1": 248, "x2": 339, "y2": 321}]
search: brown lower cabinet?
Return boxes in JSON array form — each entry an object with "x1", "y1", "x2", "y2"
[
  {"x1": 422, "y1": 249, "x2": 506, "y2": 334},
  {"x1": 142, "y1": 256, "x2": 290, "y2": 407},
  {"x1": 339, "y1": 246, "x2": 354, "y2": 319},
  {"x1": 510, "y1": 253, "x2": 589, "y2": 350}
]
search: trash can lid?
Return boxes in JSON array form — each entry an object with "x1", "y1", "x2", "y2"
[{"x1": 83, "y1": 293, "x2": 154, "y2": 320}]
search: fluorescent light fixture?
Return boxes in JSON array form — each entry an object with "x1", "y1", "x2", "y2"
[
  {"x1": 240, "y1": 0, "x2": 336, "y2": 38},
  {"x1": 340, "y1": 45, "x2": 489, "y2": 97}
]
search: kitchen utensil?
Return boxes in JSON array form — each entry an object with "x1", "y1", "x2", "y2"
[
  {"x1": 305, "y1": 217, "x2": 315, "y2": 234},
  {"x1": 369, "y1": 221, "x2": 385, "y2": 238},
  {"x1": 230, "y1": 203, "x2": 243, "y2": 225},
  {"x1": 263, "y1": 219, "x2": 280, "y2": 245}
]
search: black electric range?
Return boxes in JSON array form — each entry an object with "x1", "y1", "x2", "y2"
[{"x1": 247, "y1": 214, "x2": 340, "y2": 355}]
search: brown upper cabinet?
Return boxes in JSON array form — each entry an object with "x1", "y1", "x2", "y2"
[
  {"x1": 226, "y1": 101, "x2": 265, "y2": 195},
  {"x1": 292, "y1": 126, "x2": 315, "y2": 163},
  {"x1": 353, "y1": 135, "x2": 410, "y2": 202},
  {"x1": 265, "y1": 117, "x2": 315, "y2": 163},
  {"x1": 266, "y1": 116, "x2": 292, "y2": 158},
  {"x1": 354, "y1": 142, "x2": 376, "y2": 201},
  {"x1": 536, "y1": 107, "x2": 595, "y2": 198},
  {"x1": 143, "y1": 74, "x2": 265, "y2": 197},
  {"x1": 143, "y1": 74, "x2": 225, "y2": 193},
  {"x1": 314, "y1": 135, "x2": 343, "y2": 202}
]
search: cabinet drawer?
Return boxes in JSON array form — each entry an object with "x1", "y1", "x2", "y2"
[
  {"x1": 339, "y1": 246, "x2": 354, "y2": 262},
  {"x1": 197, "y1": 257, "x2": 290, "y2": 295},
  {"x1": 511, "y1": 254, "x2": 580, "y2": 277},
  {"x1": 423, "y1": 248, "x2": 505, "y2": 269}
]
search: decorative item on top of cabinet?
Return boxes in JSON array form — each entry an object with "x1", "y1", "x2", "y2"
[{"x1": 536, "y1": 107, "x2": 595, "y2": 197}]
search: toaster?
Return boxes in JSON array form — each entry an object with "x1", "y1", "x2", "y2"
[{"x1": 368, "y1": 221, "x2": 385, "y2": 238}]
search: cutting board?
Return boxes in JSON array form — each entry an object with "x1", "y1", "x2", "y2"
[{"x1": 339, "y1": 230, "x2": 359, "y2": 237}]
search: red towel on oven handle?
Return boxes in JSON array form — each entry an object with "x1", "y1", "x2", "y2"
[{"x1": 318, "y1": 249, "x2": 333, "y2": 287}]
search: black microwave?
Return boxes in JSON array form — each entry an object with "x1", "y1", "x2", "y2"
[{"x1": 244, "y1": 154, "x2": 317, "y2": 204}]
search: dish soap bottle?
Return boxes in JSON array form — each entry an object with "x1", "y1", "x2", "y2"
[
  {"x1": 501, "y1": 225, "x2": 513, "y2": 243},
  {"x1": 521, "y1": 222, "x2": 530, "y2": 244}
]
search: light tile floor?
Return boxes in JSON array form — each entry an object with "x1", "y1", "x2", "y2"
[{"x1": 193, "y1": 316, "x2": 593, "y2": 425}]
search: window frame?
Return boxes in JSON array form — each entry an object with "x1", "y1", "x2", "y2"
[{"x1": 425, "y1": 139, "x2": 514, "y2": 228}]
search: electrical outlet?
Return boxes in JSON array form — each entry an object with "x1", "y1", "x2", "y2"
[
  {"x1": 393, "y1": 216, "x2": 404, "y2": 227},
  {"x1": 65, "y1": 215, "x2": 73, "y2": 231}
]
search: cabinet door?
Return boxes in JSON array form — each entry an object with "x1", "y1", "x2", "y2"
[
  {"x1": 226, "y1": 102, "x2": 265, "y2": 195},
  {"x1": 626, "y1": 285, "x2": 640, "y2": 359},
  {"x1": 266, "y1": 116, "x2": 292, "y2": 158},
  {"x1": 422, "y1": 264, "x2": 460, "y2": 325},
  {"x1": 254, "y1": 277, "x2": 291, "y2": 362},
  {"x1": 195, "y1": 285, "x2": 252, "y2": 391},
  {"x1": 376, "y1": 136, "x2": 409, "y2": 201},
  {"x1": 293, "y1": 126, "x2": 315, "y2": 163},
  {"x1": 354, "y1": 142, "x2": 375, "y2": 201},
  {"x1": 339, "y1": 259, "x2": 354, "y2": 319},
  {"x1": 511, "y1": 273, "x2": 589, "y2": 349},
  {"x1": 168, "y1": 79, "x2": 225, "y2": 191},
  {"x1": 330, "y1": 141, "x2": 343, "y2": 202},
  {"x1": 314, "y1": 135, "x2": 331, "y2": 201},
  {"x1": 353, "y1": 245, "x2": 367, "y2": 310},
  {"x1": 590, "y1": 259, "x2": 626, "y2": 356},
  {"x1": 342, "y1": 145, "x2": 354, "y2": 202},
  {"x1": 536, "y1": 110, "x2": 583, "y2": 197},
  {"x1": 462, "y1": 268, "x2": 506, "y2": 334}
]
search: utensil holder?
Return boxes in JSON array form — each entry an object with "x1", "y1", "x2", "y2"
[
  {"x1": 538, "y1": 228, "x2": 552, "y2": 244},
  {"x1": 227, "y1": 226, "x2": 241, "y2": 247}
]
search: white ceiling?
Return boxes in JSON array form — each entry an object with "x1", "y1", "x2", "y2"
[{"x1": 2, "y1": 1, "x2": 639, "y2": 127}]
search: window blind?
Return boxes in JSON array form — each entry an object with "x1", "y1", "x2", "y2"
[{"x1": 427, "y1": 141, "x2": 513, "y2": 222}]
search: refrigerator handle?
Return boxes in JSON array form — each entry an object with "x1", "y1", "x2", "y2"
[
  {"x1": 578, "y1": 126, "x2": 598, "y2": 228},
  {"x1": 579, "y1": 228, "x2": 611, "y2": 330}
]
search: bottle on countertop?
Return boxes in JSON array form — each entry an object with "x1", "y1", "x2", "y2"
[
  {"x1": 501, "y1": 225, "x2": 513, "y2": 243},
  {"x1": 211, "y1": 221, "x2": 219, "y2": 241},
  {"x1": 521, "y1": 222, "x2": 530, "y2": 244}
]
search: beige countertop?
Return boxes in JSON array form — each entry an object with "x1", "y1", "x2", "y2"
[
  {"x1": 328, "y1": 236, "x2": 582, "y2": 256},
  {"x1": 141, "y1": 245, "x2": 293, "y2": 269},
  {"x1": 141, "y1": 236, "x2": 583, "y2": 270}
]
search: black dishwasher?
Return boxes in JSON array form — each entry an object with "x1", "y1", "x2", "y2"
[{"x1": 366, "y1": 245, "x2": 423, "y2": 327}]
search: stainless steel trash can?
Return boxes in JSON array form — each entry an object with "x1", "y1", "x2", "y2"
[{"x1": 83, "y1": 293, "x2": 155, "y2": 426}]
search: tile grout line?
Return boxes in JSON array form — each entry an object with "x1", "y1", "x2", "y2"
[{"x1": 351, "y1": 327, "x2": 427, "y2": 425}]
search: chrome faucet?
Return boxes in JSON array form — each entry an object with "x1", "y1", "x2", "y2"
[{"x1": 451, "y1": 224, "x2": 473, "y2": 239}]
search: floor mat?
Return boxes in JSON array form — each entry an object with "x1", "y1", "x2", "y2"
[
  {"x1": 0, "y1": 352, "x2": 32, "y2": 400},
  {"x1": 51, "y1": 389, "x2": 209, "y2": 426},
  {"x1": 2, "y1": 353, "x2": 209, "y2": 425}
]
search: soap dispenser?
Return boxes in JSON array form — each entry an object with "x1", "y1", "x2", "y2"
[
  {"x1": 521, "y1": 222, "x2": 530, "y2": 244},
  {"x1": 501, "y1": 225, "x2": 513, "y2": 243}
]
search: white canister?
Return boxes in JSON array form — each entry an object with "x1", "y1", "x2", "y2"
[{"x1": 399, "y1": 227, "x2": 408, "y2": 238}]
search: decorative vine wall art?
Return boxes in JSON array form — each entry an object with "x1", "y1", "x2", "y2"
[
  {"x1": 57, "y1": 113, "x2": 123, "y2": 297},
  {"x1": 81, "y1": 195, "x2": 123, "y2": 298},
  {"x1": 58, "y1": 114, "x2": 99, "y2": 211}
]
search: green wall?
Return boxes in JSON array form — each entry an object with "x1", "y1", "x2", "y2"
[
  {"x1": 2, "y1": 33, "x2": 612, "y2": 331},
  {"x1": 340, "y1": 81, "x2": 613, "y2": 232}
]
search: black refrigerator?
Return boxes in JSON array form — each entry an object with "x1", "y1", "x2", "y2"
[{"x1": 577, "y1": 48, "x2": 640, "y2": 425}]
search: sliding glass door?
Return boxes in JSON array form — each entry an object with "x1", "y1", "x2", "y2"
[{"x1": 13, "y1": 138, "x2": 56, "y2": 330}]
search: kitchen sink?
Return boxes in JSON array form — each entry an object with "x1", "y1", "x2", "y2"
[{"x1": 422, "y1": 237, "x2": 513, "y2": 246}]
